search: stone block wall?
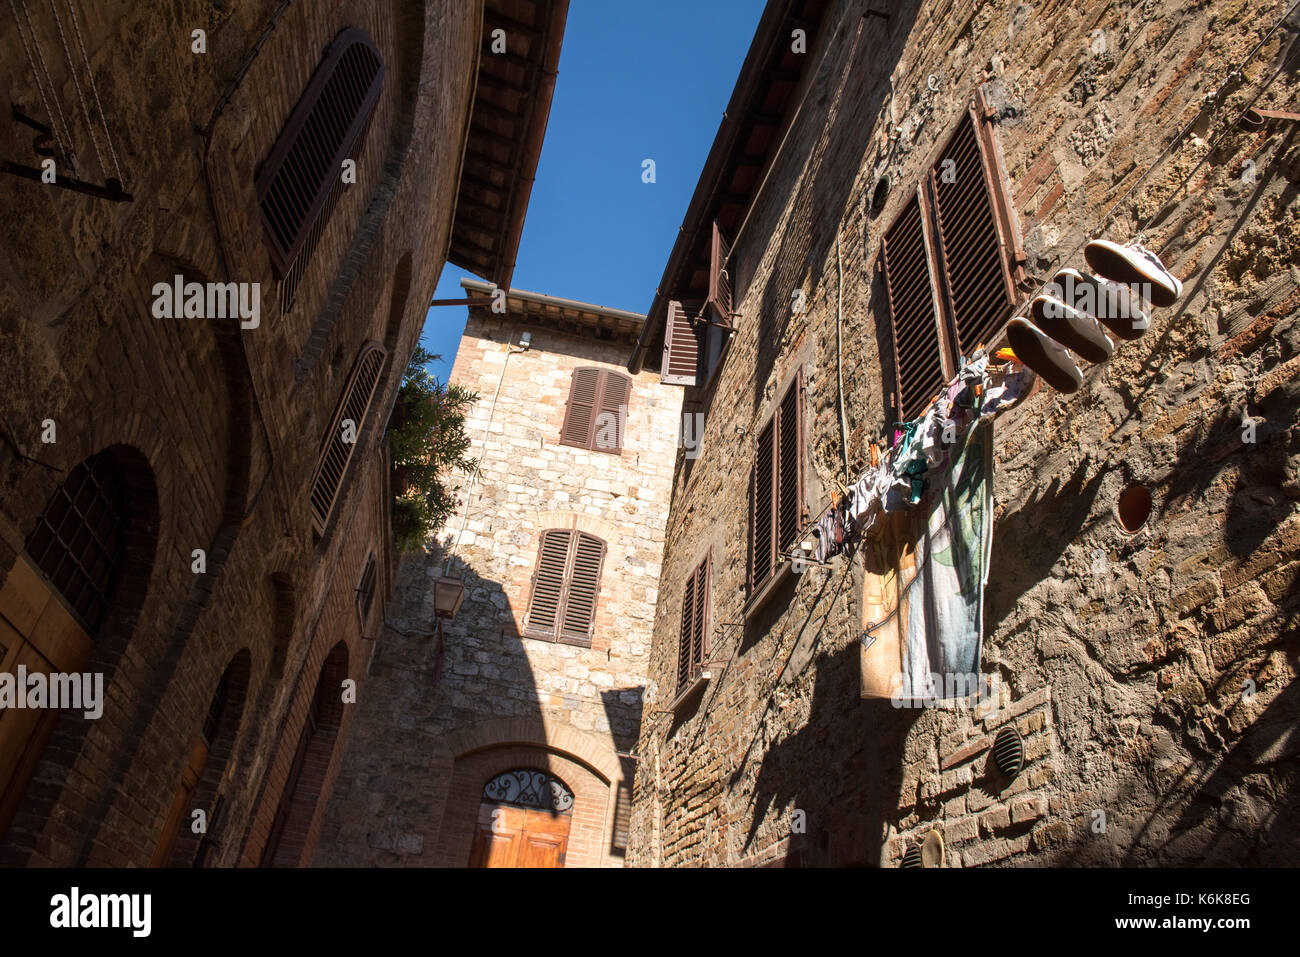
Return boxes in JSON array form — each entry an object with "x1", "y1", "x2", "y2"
[
  {"x1": 315, "y1": 304, "x2": 684, "y2": 866},
  {"x1": 630, "y1": 0, "x2": 1300, "y2": 868}
]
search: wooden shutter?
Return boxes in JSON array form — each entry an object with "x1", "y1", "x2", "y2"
[
  {"x1": 257, "y1": 28, "x2": 385, "y2": 310},
  {"x1": 691, "y1": 553, "x2": 710, "y2": 678},
  {"x1": 594, "y1": 372, "x2": 630, "y2": 454},
  {"x1": 707, "y1": 222, "x2": 733, "y2": 323},
  {"x1": 749, "y1": 418, "x2": 776, "y2": 591},
  {"x1": 928, "y1": 97, "x2": 1021, "y2": 360},
  {"x1": 560, "y1": 368, "x2": 600, "y2": 449},
  {"x1": 559, "y1": 532, "x2": 605, "y2": 645},
  {"x1": 311, "y1": 344, "x2": 386, "y2": 534},
  {"x1": 562, "y1": 368, "x2": 629, "y2": 454},
  {"x1": 676, "y1": 568, "x2": 696, "y2": 693},
  {"x1": 660, "y1": 300, "x2": 699, "y2": 386},
  {"x1": 675, "y1": 553, "x2": 710, "y2": 694},
  {"x1": 881, "y1": 192, "x2": 945, "y2": 421},
  {"x1": 526, "y1": 530, "x2": 605, "y2": 644},
  {"x1": 776, "y1": 373, "x2": 804, "y2": 556},
  {"x1": 748, "y1": 374, "x2": 804, "y2": 595},
  {"x1": 525, "y1": 530, "x2": 571, "y2": 640}
]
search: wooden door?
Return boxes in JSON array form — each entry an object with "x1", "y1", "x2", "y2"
[
  {"x1": 468, "y1": 803, "x2": 571, "y2": 868},
  {"x1": 0, "y1": 556, "x2": 94, "y2": 841}
]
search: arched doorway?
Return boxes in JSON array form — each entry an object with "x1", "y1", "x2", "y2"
[
  {"x1": 151, "y1": 650, "x2": 250, "y2": 866},
  {"x1": 259, "y1": 641, "x2": 349, "y2": 867},
  {"x1": 0, "y1": 446, "x2": 157, "y2": 844},
  {"x1": 468, "y1": 769, "x2": 574, "y2": 868}
]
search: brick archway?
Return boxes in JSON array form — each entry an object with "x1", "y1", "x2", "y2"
[{"x1": 433, "y1": 716, "x2": 627, "y2": 868}]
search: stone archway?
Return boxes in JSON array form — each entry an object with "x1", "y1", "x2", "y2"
[{"x1": 434, "y1": 716, "x2": 627, "y2": 867}]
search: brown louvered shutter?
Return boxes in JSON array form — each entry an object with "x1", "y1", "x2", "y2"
[
  {"x1": 559, "y1": 532, "x2": 605, "y2": 645},
  {"x1": 311, "y1": 344, "x2": 386, "y2": 534},
  {"x1": 593, "y1": 372, "x2": 630, "y2": 454},
  {"x1": 525, "y1": 530, "x2": 571, "y2": 640},
  {"x1": 882, "y1": 192, "x2": 945, "y2": 421},
  {"x1": 257, "y1": 28, "x2": 385, "y2": 311},
  {"x1": 676, "y1": 569, "x2": 696, "y2": 693},
  {"x1": 691, "y1": 553, "x2": 710, "y2": 679},
  {"x1": 660, "y1": 300, "x2": 699, "y2": 386},
  {"x1": 749, "y1": 417, "x2": 776, "y2": 591},
  {"x1": 560, "y1": 368, "x2": 601, "y2": 449},
  {"x1": 928, "y1": 97, "x2": 1021, "y2": 360},
  {"x1": 707, "y1": 222, "x2": 733, "y2": 323},
  {"x1": 776, "y1": 372, "x2": 804, "y2": 556}
]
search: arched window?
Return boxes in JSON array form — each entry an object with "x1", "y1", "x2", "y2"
[
  {"x1": 483, "y1": 770, "x2": 573, "y2": 812},
  {"x1": 469, "y1": 769, "x2": 574, "y2": 868},
  {"x1": 23, "y1": 449, "x2": 125, "y2": 632},
  {"x1": 1, "y1": 446, "x2": 157, "y2": 845},
  {"x1": 560, "y1": 368, "x2": 630, "y2": 454},
  {"x1": 523, "y1": 530, "x2": 605, "y2": 646},
  {"x1": 311, "y1": 343, "x2": 386, "y2": 535},
  {"x1": 257, "y1": 27, "x2": 386, "y2": 312},
  {"x1": 260, "y1": 641, "x2": 349, "y2": 867}
]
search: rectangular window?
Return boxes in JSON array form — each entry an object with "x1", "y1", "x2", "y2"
[
  {"x1": 560, "y1": 368, "x2": 630, "y2": 454},
  {"x1": 879, "y1": 90, "x2": 1025, "y2": 421},
  {"x1": 356, "y1": 553, "x2": 377, "y2": 621},
  {"x1": 524, "y1": 530, "x2": 606, "y2": 646},
  {"x1": 747, "y1": 370, "x2": 804, "y2": 607},
  {"x1": 676, "y1": 551, "x2": 711, "y2": 696}
]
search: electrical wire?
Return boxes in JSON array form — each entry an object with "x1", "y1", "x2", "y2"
[
  {"x1": 9, "y1": 0, "x2": 74, "y2": 164},
  {"x1": 442, "y1": 334, "x2": 530, "y2": 574}
]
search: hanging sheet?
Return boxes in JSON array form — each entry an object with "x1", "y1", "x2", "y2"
[{"x1": 860, "y1": 419, "x2": 995, "y2": 703}]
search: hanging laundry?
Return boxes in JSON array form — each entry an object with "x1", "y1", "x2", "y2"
[
  {"x1": 980, "y1": 360, "x2": 1033, "y2": 418},
  {"x1": 890, "y1": 419, "x2": 995, "y2": 703}
]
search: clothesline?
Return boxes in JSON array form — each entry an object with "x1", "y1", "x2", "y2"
[{"x1": 800, "y1": 348, "x2": 1032, "y2": 565}]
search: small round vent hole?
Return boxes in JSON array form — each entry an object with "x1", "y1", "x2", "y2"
[
  {"x1": 1117, "y1": 484, "x2": 1152, "y2": 533},
  {"x1": 871, "y1": 175, "x2": 891, "y2": 216}
]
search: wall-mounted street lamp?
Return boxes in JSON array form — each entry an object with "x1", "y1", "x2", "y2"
[
  {"x1": 432, "y1": 576, "x2": 465, "y2": 620},
  {"x1": 430, "y1": 575, "x2": 464, "y2": 689}
]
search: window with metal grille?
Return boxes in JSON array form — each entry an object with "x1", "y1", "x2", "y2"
[
  {"x1": 676, "y1": 551, "x2": 711, "y2": 696},
  {"x1": 560, "y1": 368, "x2": 630, "y2": 454},
  {"x1": 879, "y1": 90, "x2": 1024, "y2": 421},
  {"x1": 256, "y1": 28, "x2": 385, "y2": 313},
  {"x1": 311, "y1": 343, "x2": 386, "y2": 535},
  {"x1": 524, "y1": 530, "x2": 606, "y2": 645},
  {"x1": 356, "y1": 553, "x2": 377, "y2": 621},
  {"x1": 748, "y1": 371, "x2": 805, "y2": 604},
  {"x1": 23, "y1": 450, "x2": 125, "y2": 632}
]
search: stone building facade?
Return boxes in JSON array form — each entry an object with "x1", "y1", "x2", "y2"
[
  {"x1": 626, "y1": 0, "x2": 1300, "y2": 867},
  {"x1": 316, "y1": 281, "x2": 683, "y2": 866},
  {"x1": 0, "y1": 0, "x2": 566, "y2": 866}
]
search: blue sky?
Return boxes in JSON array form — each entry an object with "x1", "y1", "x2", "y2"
[{"x1": 418, "y1": 0, "x2": 765, "y2": 374}]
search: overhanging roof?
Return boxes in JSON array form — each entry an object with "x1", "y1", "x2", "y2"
[
  {"x1": 448, "y1": 0, "x2": 569, "y2": 292},
  {"x1": 627, "y1": 0, "x2": 832, "y2": 374},
  {"x1": 462, "y1": 278, "x2": 644, "y2": 343}
]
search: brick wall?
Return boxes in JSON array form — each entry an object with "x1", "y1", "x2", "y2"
[
  {"x1": 0, "y1": 0, "x2": 480, "y2": 865},
  {"x1": 315, "y1": 303, "x2": 684, "y2": 867},
  {"x1": 630, "y1": 0, "x2": 1300, "y2": 867}
]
